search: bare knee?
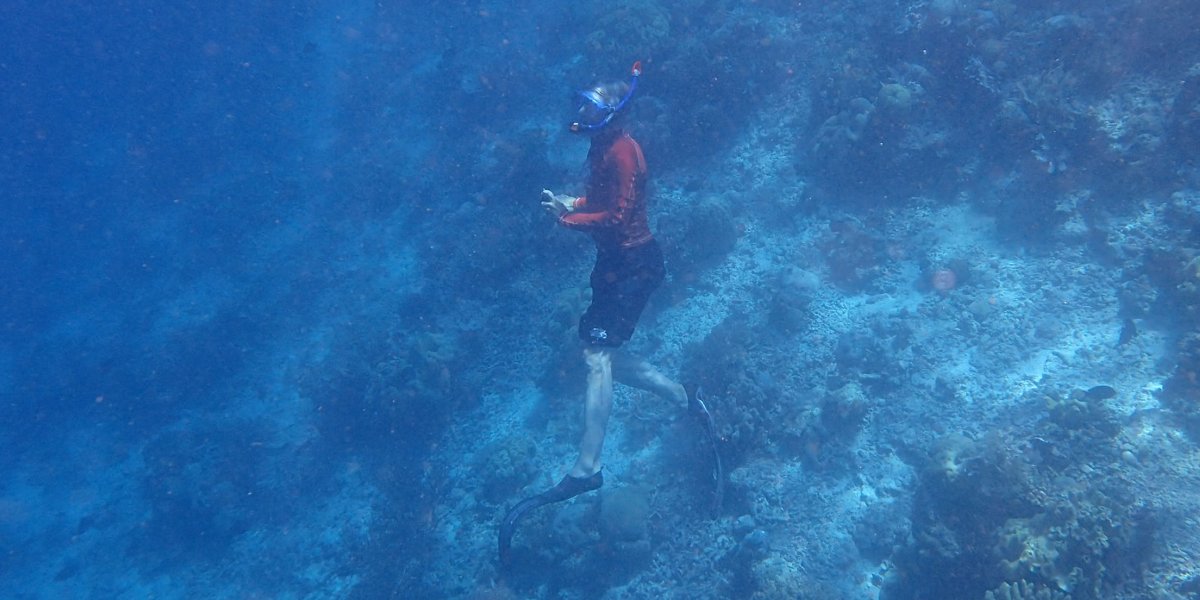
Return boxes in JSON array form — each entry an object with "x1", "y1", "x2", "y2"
[{"x1": 583, "y1": 347, "x2": 612, "y2": 374}]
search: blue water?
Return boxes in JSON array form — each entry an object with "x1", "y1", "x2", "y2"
[{"x1": 4, "y1": 1, "x2": 1199, "y2": 598}]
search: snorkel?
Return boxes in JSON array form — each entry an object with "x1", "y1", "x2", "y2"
[{"x1": 569, "y1": 61, "x2": 642, "y2": 133}]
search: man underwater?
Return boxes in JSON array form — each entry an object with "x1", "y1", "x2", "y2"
[{"x1": 499, "y1": 62, "x2": 721, "y2": 564}]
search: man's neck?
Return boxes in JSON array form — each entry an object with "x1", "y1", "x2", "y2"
[{"x1": 589, "y1": 127, "x2": 623, "y2": 152}]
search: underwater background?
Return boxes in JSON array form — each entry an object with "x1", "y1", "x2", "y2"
[{"x1": 3, "y1": 0, "x2": 1200, "y2": 598}]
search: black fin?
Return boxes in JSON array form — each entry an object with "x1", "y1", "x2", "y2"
[
  {"x1": 687, "y1": 385, "x2": 724, "y2": 512},
  {"x1": 499, "y1": 495, "x2": 546, "y2": 565},
  {"x1": 498, "y1": 471, "x2": 603, "y2": 565}
]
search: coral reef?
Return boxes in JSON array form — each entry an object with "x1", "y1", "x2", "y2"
[
  {"x1": 679, "y1": 311, "x2": 809, "y2": 470},
  {"x1": 1161, "y1": 332, "x2": 1200, "y2": 440},
  {"x1": 985, "y1": 579, "x2": 1069, "y2": 600},
  {"x1": 885, "y1": 386, "x2": 1156, "y2": 599},
  {"x1": 820, "y1": 218, "x2": 888, "y2": 292},
  {"x1": 1169, "y1": 64, "x2": 1200, "y2": 164},
  {"x1": 310, "y1": 311, "x2": 472, "y2": 450},
  {"x1": 476, "y1": 435, "x2": 539, "y2": 503},
  {"x1": 580, "y1": 0, "x2": 671, "y2": 58},
  {"x1": 658, "y1": 194, "x2": 741, "y2": 279},
  {"x1": 766, "y1": 267, "x2": 818, "y2": 332},
  {"x1": 14, "y1": 2, "x2": 1200, "y2": 599},
  {"x1": 599, "y1": 485, "x2": 651, "y2": 544}
]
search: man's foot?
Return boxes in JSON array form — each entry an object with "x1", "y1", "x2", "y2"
[
  {"x1": 542, "y1": 470, "x2": 604, "y2": 504},
  {"x1": 498, "y1": 470, "x2": 604, "y2": 564}
]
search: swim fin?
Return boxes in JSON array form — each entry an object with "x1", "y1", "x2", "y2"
[
  {"x1": 687, "y1": 384, "x2": 724, "y2": 511},
  {"x1": 498, "y1": 470, "x2": 603, "y2": 565}
]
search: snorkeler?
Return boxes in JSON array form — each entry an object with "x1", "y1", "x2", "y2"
[{"x1": 498, "y1": 62, "x2": 723, "y2": 565}]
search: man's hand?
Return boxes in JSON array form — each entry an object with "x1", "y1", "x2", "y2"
[{"x1": 541, "y1": 189, "x2": 575, "y2": 218}]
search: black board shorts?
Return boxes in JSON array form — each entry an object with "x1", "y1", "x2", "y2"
[{"x1": 579, "y1": 239, "x2": 665, "y2": 347}]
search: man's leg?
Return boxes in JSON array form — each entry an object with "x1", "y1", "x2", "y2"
[
  {"x1": 499, "y1": 345, "x2": 611, "y2": 563},
  {"x1": 570, "y1": 346, "x2": 613, "y2": 478},
  {"x1": 612, "y1": 351, "x2": 687, "y2": 406},
  {"x1": 612, "y1": 350, "x2": 723, "y2": 509}
]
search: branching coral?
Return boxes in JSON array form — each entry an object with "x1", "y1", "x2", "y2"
[
  {"x1": 996, "y1": 515, "x2": 1074, "y2": 594},
  {"x1": 821, "y1": 218, "x2": 887, "y2": 292},
  {"x1": 475, "y1": 435, "x2": 538, "y2": 503},
  {"x1": 984, "y1": 579, "x2": 1069, "y2": 600},
  {"x1": 748, "y1": 555, "x2": 812, "y2": 599},
  {"x1": 365, "y1": 330, "x2": 463, "y2": 426},
  {"x1": 890, "y1": 401, "x2": 1154, "y2": 600},
  {"x1": 812, "y1": 97, "x2": 876, "y2": 166},
  {"x1": 1043, "y1": 388, "x2": 1121, "y2": 441}
]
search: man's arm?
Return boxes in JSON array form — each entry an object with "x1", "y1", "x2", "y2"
[{"x1": 558, "y1": 140, "x2": 640, "y2": 230}]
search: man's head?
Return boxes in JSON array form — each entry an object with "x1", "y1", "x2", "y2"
[{"x1": 569, "y1": 62, "x2": 641, "y2": 134}]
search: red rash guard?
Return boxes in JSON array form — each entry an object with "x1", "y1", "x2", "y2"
[{"x1": 558, "y1": 130, "x2": 653, "y2": 251}]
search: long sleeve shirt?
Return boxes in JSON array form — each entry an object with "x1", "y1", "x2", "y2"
[{"x1": 558, "y1": 130, "x2": 653, "y2": 251}]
